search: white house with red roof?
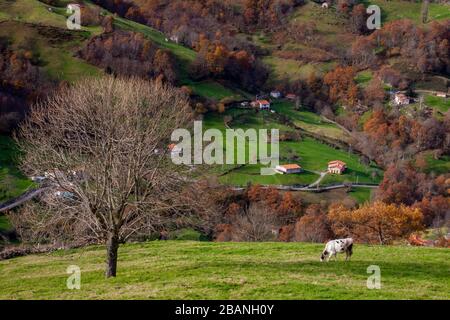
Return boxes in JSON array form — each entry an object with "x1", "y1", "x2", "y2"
[
  {"x1": 252, "y1": 99, "x2": 270, "y2": 110},
  {"x1": 327, "y1": 160, "x2": 346, "y2": 174},
  {"x1": 275, "y1": 164, "x2": 302, "y2": 174},
  {"x1": 168, "y1": 143, "x2": 182, "y2": 157},
  {"x1": 394, "y1": 93, "x2": 410, "y2": 106}
]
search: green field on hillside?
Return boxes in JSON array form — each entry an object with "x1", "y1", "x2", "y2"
[
  {"x1": 425, "y1": 95, "x2": 450, "y2": 113},
  {"x1": 0, "y1": 215, "x2": 12, "y2": 233},
  {"x1": 422, "y1": 153, "x2": 450, "y2": 175},
  {"x1": 0, "y1": 136, "x2": 34, "y2": 204},
  {"x1": 0, "y1": 20, "x2": 101, "y2": 82},
  {"x1": 272, "y1": 101, "x2": 350, "y2": 142},
  {"x1": 362, "y1": 0, "x2": 450, "y2": 24},
  {"x1": 187, "y1": 81, "x2": 243, "y2": 101},
  {"x1": 348, "y1": 187, "x2": 373, "y2": 204},
  {"x1": 0, "y1": 241, "x2": 448, "y2": 299},
  {"x1": 203, "y1": 107, "x2": 381, "y2": 186}
]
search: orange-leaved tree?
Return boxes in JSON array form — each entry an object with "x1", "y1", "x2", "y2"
[{"x1": 328, "y1": 201, "x2": 423, "y2": 244}]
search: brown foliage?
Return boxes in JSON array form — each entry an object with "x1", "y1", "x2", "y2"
[
  {"x1": 78, "y1": 30, "x2": 178, "y2": 84},
  {"x1": 294, "y1": 204, "x2": 332, "y2": 243},
  {"x1": 328, "y1": 201, "x2": 424, "y2": 244}
]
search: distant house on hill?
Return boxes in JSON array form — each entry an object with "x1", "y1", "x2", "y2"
[
  {"x1": 170, "y1": 35, "x2": 179, "y2": 43},
  {"x1": 270, "y1": 91, "x2": 282, "y2": 99},
  {"x1": 168, "y1": 143, "x2": 182, "y2": 157},
  {"x1": 286, "y1": 93, "x2": 297, "y2": 101},
  {"x1": 328, "y1": 160, "x2": 346, "y2": 174},
  {"x1": 394, "y1": 93, "x2": 410, "y2": 106},
  {"x1": 436, "y1": 92, "x2": 448, "y2": 98},
  {"x1": 252, "y1": 99, "x2": 271, "y2": 110},
  {"x1": 276, "y1": 164, "x2": 302, "y2": 174}
]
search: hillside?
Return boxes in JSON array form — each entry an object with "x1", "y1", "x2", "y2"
[{"x1": 0, "y1": 241, "x2": 448, "y2": 299}]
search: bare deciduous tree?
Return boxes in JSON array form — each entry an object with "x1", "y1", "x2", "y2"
[
  {"x1": 231, "y1": 204, "x2": 279, "y2": 242},
  {"x1": 16, "y1": 76, "x2": 192, "y2": 277}
]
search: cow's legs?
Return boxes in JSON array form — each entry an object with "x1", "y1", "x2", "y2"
[{"x1": 345, "y1": 244, "x2": 353, "y2": 261}]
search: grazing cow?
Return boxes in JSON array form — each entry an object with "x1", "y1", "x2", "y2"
[{"x1": 320, "y1": 238, "x2": 353, "y2": 262}]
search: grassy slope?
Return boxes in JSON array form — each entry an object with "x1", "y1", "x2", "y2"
[
  {"x1": 101, "y1": 2, "x2": 244, "y2": 102},
  {"x1": 0, "y1": 241, "x2": 448, "y2": 299},
  {"x1": 272, "y1": 101, "x2": 350, "y2": 142},
  {"x1": 0, "y1": 0, "x2": 102, "y2": 83},
  {"x1": 0, "y1": 215, "x2": 12, "y2": 233},
  {"x1": 208, "y1": 106, "x2": 382, "y2": 186},
  {"x1": 362, "y1": 0, "x2": 450, "y2": 24},
  {"x1": 348, "y1": 187, "x2": 373, "y2": 204},
  {"x1": 423, "y1": 153, "x2": 450, "y2": 175},
  {"x1": 0, "y1": 136, "x2": 34, "y2": 204},
  {"x1": 425, "y1": 95, "x2": 450, "y2": 113},
  {"x1": 263, "y1": 2, "x2": 345, "y2": 85}
]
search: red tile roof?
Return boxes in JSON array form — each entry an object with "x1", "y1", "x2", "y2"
[{"x1": 279, "y1": 164, "x2": 302, "y2": 170}]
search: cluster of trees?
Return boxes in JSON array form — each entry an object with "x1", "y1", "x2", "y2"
[
  {"x1": 243, "y1": 0, "x2": 305, "y2": 28},
  {"x1": 324, "y1": 66, "x2": 359, "y2": 107},
  {"x1": 377, "y1": 163, "x2": 449, "y2": 227},
  {"x1": 0, "y1": 36, "x2": 53, "y2": 133},
  {"x1": 359, "y1": 109, "x2": 450, "y2": 165},
  {"x1": 189, "y1": 34, "x2": 268, "y2": 91},
  {"x1": 351, "y1": 19, "x2": 450, "y2": 74},
  {"x1": 213, "y1": 184, "x2": 302, "y2": 241},
  {"x1": 92, "y1": 0, "x2": 304, "y2": 47},
  {"x1": 328, "y1": 201, "x2": 423, "y2": 245},
  {"x1": 206, "y1": 184, "x2": 428, "y2": 245},
  {"x1": 78, "y1": 30, "x2": 178, "y2": 84}
]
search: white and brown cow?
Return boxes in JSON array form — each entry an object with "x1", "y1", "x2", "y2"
[{"x1": 320, "y1": 238, "x2": 353, "y2": 262}]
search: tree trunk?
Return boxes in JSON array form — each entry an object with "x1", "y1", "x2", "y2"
[{"x1": 105, "y1": 231, "x2": 119, "y2": 278}]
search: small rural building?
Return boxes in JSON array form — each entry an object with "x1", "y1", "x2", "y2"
[
  {"x1": 253, "y1": 99, "x2": 271, "y2": 110},
  {"x1": 328, "y1": 160, "x2": 346, "y2": 174},
  {"x1": 170, "y1": 35, "x2": 179, "y2": 43},
  {"x1": 168, "y1": 143, "x2": 182, "y2": 156},
  {"x1": 270, "y1": 91, "x2": 282, "y2": 99},
  {"x1": 436, "y1": 92, "x2": 448, "y2": 98},
  {"x1": 394, "y1": 93, "x2": 410, "y2": 106},
  {"x1": 286, "y1": 93, "x2": 297, "y2": 101},
  {"x1": 276, "y1": 164, "x2": 302, "y2": 174}
]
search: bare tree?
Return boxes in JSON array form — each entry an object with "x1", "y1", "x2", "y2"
[
  {"x1": 231, "y1": 204, "x2": 279, "y2": 242},
  {"x1": 15, "y1": 76, "x2": 192, "y2": 277}
]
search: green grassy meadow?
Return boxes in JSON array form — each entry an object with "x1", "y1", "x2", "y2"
[
  {"x1": 205, "y1": 106, "x2": 381, "y2": 186},
  {"x1": 0, "y1": 241, "x2": 448, "y2": 299},
  {"x1": 272, "y1": 101, "x2": 350, "y2": 142},
  {"x1": 362, "y1": 0, "x2": 450, "y2": 24},
  {"x1": 0, "y1": 136, "x2": 34, "y2": 204},
  {"x1": 425, "y1": 95, "x2": 450, "y2": 113}
]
